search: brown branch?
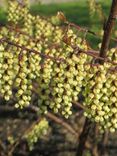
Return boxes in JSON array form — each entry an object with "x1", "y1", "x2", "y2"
[
  {"x1": 102, "y1": 131, "x2": 109, "y2": 147},
  {"x1": 72, "y1": 101, "x2": 86, "y2": 110},
  {"x1": 98, "y1": 1, "x2": 117, "y2": 153},
  {"x1": 2, "y1": 19, "x2": 117, "y2": 46},
  {"x1": 100, "y1": 131, "x2": 109, "y2": 156},
  {"x1": 8, "y1": 117, "x2": 42, "y2": 156},
  {"x1": 1, "y1": 25, "x2": 117, "y2": 66},
  {"x1": 66, "y1": 22, "x2": 117, "y2": 42},
  {"x1": 76, "y1": 2, "x2": 117, "y2": 156},
  {"x1": 76, "y1": 118, "x2": 92, "y2": 156},
  {"x1": 0, "y1": 38, "x2": 65, "y2": 62},
  {"x1": 0, "y1": 103, "x2": 78, "y2": 154},
  {"x1": 73, "y1": 45, "x2": 117, "y2": 66},
  {"x1": 100, "y1": 0, "x2": 117, "y2": 59},
  {"x1": 92, "y1": 124, "x2": 99, "y2": 156},
  {"x1": 0, "y1": 105, "x2": 78, "y2": 137},
  {"x1": 46, "y1": 112, "x2": 78, "y2": 137},
  {"x1": 1, "y1": 30, "x2": 117, "y2": 66}
]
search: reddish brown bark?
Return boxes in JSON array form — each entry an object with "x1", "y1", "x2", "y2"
[
  {"x1": 100, "y1": 0, "x2": 117, "y2": 59},
  {"x1": 76, "y1": 1, "x2": 117, "y2": 156}
]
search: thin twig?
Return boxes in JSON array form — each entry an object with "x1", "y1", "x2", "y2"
[
  {"x1": 66, "y1": 21, "x2": 117, "y2": 42},
  {"x1": 0, "y1": 105, "x2": 78, "y2": 137},
  {"x1": 0, "y1": 37, "x2": 65, "y2": 62},
  {"x1": 1, "y1": 36, "x2": 117, "y2": 66},
  {"x1": 8, "y1": 117, "x2": 42, "y2": 156},
  {"x1": 72, "y1": 101, "x2": 86, "y2": 110},
  {"x1": 46, "y1": 112, "x2": 78, "y2": 137}
]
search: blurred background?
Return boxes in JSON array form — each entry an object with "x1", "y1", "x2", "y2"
[
  {"x1": 0, "y1": 0, "x2": 112, "y2": 48},
  {"x1": 0, "y1": 0, "x2": 112, "y2": 28}
]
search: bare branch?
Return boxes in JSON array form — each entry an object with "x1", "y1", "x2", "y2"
[
  {"x1": 46, "y1": 112, "x2": 78, "y2": 137},
  {"x1": 100, "y1": 0, "x2": 117, "y2": 60},
  {"x1": 76, "y1": 118, "x2": 92, "y2": 156},
  {"x1": 0, "y1": 105, "x2": 78, "y2": 137}
]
